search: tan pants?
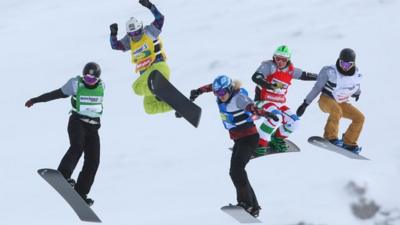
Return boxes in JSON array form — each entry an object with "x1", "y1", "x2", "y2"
[{"x1": 318, "y1": 95, "x2": 365, "y2": 146}]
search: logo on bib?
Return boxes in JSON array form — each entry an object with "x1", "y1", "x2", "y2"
[{"x1": 80, "y1": 96, "x2": 102, "y2": 103}]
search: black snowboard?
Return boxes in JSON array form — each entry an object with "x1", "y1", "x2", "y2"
[
  {"x1": 229, "y1": 139, "x2": 300, "y2": 159},
  {"x1": 148, "y1": 70, "x2": 202, "y2": 127},
  {"x1": 221, "y1": 204, "x2": 261, "y2": 223},
  {"x1": 37, "y1": 168, "x2": 102, "y2": 223},
  {"x1": 308, "y1": 136, "x2": 369, "y2": 160}
]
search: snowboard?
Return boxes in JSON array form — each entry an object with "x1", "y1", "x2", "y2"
[
  {"x1": 229, "y1": 139, "x2": 300, "y2": 159},
  {"x1": 221, "y1": 204, "x2": 261, "y2": 223},
  {"x1": 37, "y1": 168, "x2": 102, "y2": 223},
  {"x1": 308, "y1": 136, "x2": 369, "y2": 160},
  {"x1": 148, "y1": 70, "x2": 202, "y2": 128}
]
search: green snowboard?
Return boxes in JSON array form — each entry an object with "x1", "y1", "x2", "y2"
[{"x1": 228, "y1": 139, "x2": 300, "y2": 159}]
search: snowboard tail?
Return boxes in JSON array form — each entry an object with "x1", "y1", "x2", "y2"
[
  {"x1": 148, "y1": 70, "x2": 202, "y2": 127},
  {"x1": 38, "y1": 168, "x2": 102, "y2": 223},
  {"x1": 308, "y1": 136, "x2": 369, "y2": 160}
]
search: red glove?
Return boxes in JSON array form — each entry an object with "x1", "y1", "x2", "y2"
[
  {"x1": 246, "y1": 104, "x2": 279, "y2": 121},
  {"x1": 25, "y1": 99, "x2": 35, "y2": 108}
]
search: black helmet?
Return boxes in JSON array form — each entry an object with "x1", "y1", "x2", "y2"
[
  {"x1": 339, "y1": 48, "x2": 356, "y2": 62},
  {"x1": 83, "y1": 62, "x2": 101, "y2": 78}
]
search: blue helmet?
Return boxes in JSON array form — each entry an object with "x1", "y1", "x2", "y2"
[{"x1": 212, "y1": 75, "x2": 233, "y2": 96}]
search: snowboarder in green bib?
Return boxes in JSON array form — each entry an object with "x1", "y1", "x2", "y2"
[
  {"x1": 110, "y1": 0, "x2": 172, "y2": 114},
  {"x1": 25, "y1": 62, "x2": 104, "y2": 206}
]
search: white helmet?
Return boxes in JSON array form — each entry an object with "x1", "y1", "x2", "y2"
[{"x1": 126, "y1": 17, "x2": 143, "y2": 33}]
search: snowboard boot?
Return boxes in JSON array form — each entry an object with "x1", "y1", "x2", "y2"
[
  {"x1": 237, "y1": 202, "x2": 260, "y2": 218},
  {"x1": 342, "y1": 144, "x2": 362, "y2": 154},
  {"x1": 254, "y1": 139, "x2": 268, "y2": 156},
  {"x1": 78, "y1": 193, "x2": 94, "y2": 206},
  {"x1": 67, "y1": 178, "x2": 76, "y2": 187},
  {"x1": 251, "y1": 206, "x2": 261, "y2": 218},
  {"x1": 83, "y1": 195, "x2": 94, "y2": 206},
  {"x1": 258, "y1": 139, "x2": 269, "y2": 148},
  {"x1": 269, "y1": 132, "x2": 288, "y2": 152},
  {"x1": 237, "y1": 202, "x2": 253, "y2": 214},
  {"x1": 328, "y1": 138, "x2": 343, "y2": 147},
  {"x1": 254, "y1": 147, "x2": 267, "y2": 157}
]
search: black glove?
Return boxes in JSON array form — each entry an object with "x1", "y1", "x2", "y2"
[
  {"x1": 263, "y1": 111, "x2": 279, "y2": 122},
  {"x1": 246, "y1": 104, "x2": 279, "y2": 122},
  {"x1": 190, "y1": 89, "x2": 201, "y2": 101},
  {"x1": 352, "y1": 92, "x2": 360, "y2": 101},
  {"x1": 25, "y1": 98, "x2": 36, "y2": 108},
  {"x1": 175, "y1": 111, "x2": 182, "y2": 118},
  {"x1": 296, "y1": 101, "x2": 309, "y2": 117},
  {"x1": 139, "y1": 0, "x2": 153, "y2": 9},
  {"x1": 110, "y1": 23, "x2": 118, "y2": 36}
]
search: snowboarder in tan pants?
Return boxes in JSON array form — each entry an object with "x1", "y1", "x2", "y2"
[{"x1": 296, "y1": 48, "x2": 364, "y2": 153}]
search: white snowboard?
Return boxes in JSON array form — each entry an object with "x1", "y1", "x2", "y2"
[
  {"x1": 308, "y1": 136, "x2": 369, "y2": 160},
  {"x1": 221, "y1": 205, "x2": 261, "y2": 223}
]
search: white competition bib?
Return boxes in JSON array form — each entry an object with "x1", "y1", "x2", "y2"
[{"x1": 332, "y1": 68, "x2": 361, "y2": 103}]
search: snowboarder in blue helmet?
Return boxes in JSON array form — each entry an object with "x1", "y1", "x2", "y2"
[{"x1": 189, "y1": 75, "x2": 279, "y2": 218}]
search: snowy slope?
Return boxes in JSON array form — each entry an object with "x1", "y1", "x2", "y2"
[{"x1": 1, "y1": 0, "x2": 400, "y2": 224}]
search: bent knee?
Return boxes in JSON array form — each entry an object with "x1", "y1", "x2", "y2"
[
  {"x1": 355, "y1": 112, "x2": 365, "y2": 123},
  {"x1": 329, "y1": 110, "x2": 343, "y2": 120}
]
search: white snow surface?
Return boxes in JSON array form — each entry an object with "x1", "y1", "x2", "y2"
[{"x1": 1, "y1": 0, "x2": 400, "y2": 224}]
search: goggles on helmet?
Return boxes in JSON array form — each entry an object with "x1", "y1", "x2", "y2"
[{"x1": 274, "y1": 55, "x2": 289, "y2": 63}]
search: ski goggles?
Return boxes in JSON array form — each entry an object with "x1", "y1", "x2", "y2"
[
  {"x1": 339, "y1": 60, "x2": 355, "y2": 71},
  {"x1": 213, "y1": 88, "x2": 229, "y2": 97},
  {"x1": 83, "y1": 74, "x2": 99, "y2": 86},
  {"x1": 274, "y1": 55, "x2": 289, "y2": 63},
  {"x1": 128, "y1": 28, "x2": 143, "y2": 37}
]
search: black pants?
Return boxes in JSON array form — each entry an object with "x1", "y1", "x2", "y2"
[
  {"x1": 58, "y1": 114, "x2": 100, "y2": 197},
  {"x1": 230, "y1": 133, "x2": 259, "y2": 208}
]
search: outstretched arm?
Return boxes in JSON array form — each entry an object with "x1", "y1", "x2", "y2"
[
  {"x1": 140, "y1": 0, "x2": 164, "y2": 31},
  {"x1": 299, "y1": 71, "x2": 318, "y2": 80},
  {"x1": 293, "y1": 68, "x2": 318, "y2": 81},
  {"x1": 109, "y1": 23, "x2": 130, "y2": 51},
  {"x1": 25, "y1": 89, "x2": 69, "y2": 108},
  {"x1": 235, "y1": 94, "x2": 279, "y2": 121},
  {"x1": 304, "y1": 67, "x2": 329, "y2": 105},
  {"x1": 189, "y1": 84, "x2": 213, "y2": 101},
  {"x1": 296, "y1": 67, "x2": 329, "y2": 116}
]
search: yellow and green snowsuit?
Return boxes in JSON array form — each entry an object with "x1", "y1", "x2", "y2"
[{"x1": 130, "y1": 33, "x2": 172, "y2": 114}]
